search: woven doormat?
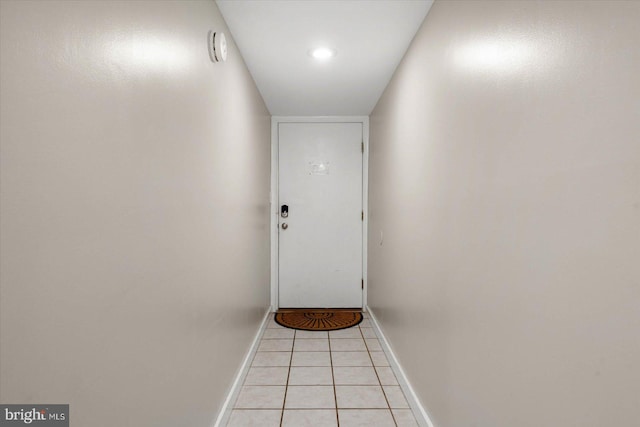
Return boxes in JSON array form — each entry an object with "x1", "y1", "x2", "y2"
[{"x1": 275, "y1": 309, "x2": 363, "y2": 331}]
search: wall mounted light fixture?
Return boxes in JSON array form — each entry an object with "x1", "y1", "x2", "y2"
[{"x1": 208, "y1": 31, "x2": 227, "y2": 63}]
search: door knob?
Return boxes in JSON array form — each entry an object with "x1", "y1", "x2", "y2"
[{"x1": 281, "y1": 223, "x2": 288, "y2": 230}]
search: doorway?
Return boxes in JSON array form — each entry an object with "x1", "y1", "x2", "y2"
[{"x1": 272, "y1": 118, "x2": 368, "y2": 309}]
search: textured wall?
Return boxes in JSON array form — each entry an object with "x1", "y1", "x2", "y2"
[
  {"x1": 0, "y1": 1, "x2": 270, "y2": 426},
  {"x1": 368, "y1": 1, "x2": 640, "y2": 426}
]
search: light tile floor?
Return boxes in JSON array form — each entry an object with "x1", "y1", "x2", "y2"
[{"x1": 227, "y1": 313, "x2": 419, "y2": 427}]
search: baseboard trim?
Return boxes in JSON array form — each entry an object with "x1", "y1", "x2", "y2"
[
  {"x1": 212, "y1": 306, "x2": 272, "y2": 427},
  {"x1": 366, "y1": 306, "x2": 436, "y2": 427}
]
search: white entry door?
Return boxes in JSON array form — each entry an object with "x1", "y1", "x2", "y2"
[{"x1": 278, "y1": 122, "x2": 363, "y2": 308}]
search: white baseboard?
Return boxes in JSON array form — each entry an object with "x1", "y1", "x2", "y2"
[
  {"x1": 366, "y1": 306, "x2": 436, "y2": 427},
  {"x1": 212, "y1": 306, "x2": 273, "y2": 427}
]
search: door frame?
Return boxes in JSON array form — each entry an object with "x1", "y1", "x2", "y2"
[{"x1": 271, "y1": 116, "x2": 369, "y2": 310}]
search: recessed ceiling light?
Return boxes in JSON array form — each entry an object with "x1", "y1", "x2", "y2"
[{"x1": 310, "y1": 47, "x2": 336, "y2": 60}]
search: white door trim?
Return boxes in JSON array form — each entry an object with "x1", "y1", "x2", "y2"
[{"x1": 271, "y1": 116, "x2": 369, "y2": 310}]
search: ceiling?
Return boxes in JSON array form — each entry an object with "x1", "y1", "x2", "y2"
[{"x1": 216, "y1": 0, "x2": 434, "y2": 116}]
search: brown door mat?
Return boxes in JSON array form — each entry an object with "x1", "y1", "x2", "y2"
[{"x1": 275, "y1": 308, "x2": 363, "y2": 331}]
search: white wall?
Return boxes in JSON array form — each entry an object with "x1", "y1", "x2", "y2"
[
  {"x1": 369, "y1": 1, "x2": 640, "y2": 426},
  {"x1": 0, "y1": 1, "x2": 270, "y2": 426}
]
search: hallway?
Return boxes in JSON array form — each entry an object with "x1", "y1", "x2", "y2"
[
  {"x1": 227, "y1": 313, "x2": 417, "y2": 427},
  {"x1": 1, "y1": 1, "x2": 638, "y2": 426}
]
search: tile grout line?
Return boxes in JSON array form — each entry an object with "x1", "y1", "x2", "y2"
[
  {"x1": 279, "y1": 329, "x2": 295, "y2": 427},
  {"x1": 361, "y1": 324, "x2": 398, "y2": 427},
  {"x1": 328, "y1": 333, "x2": 340, "y2": 427}
]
